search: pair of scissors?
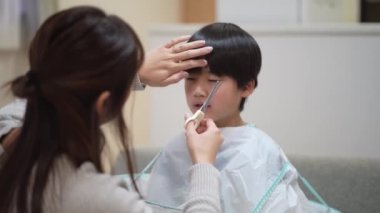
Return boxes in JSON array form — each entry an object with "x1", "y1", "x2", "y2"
[{"x1": 184, "y1": 80, "x2": 222, "y2": 129}]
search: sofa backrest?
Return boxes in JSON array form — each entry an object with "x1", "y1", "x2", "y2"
[{"x1": 289, "y1": 155, "x2": 380, "y2": 213}]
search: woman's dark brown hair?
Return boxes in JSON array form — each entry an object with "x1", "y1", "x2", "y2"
[{"x1": 0, "y1": 6, "x2": 144, "y2": 213}]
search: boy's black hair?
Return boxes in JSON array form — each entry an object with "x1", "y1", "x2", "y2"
[{"x1": 188, "y1": 22, "x2": 262, "y2": 111}]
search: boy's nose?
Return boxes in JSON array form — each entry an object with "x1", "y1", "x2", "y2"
[{"x1": 193, "y1": 84, "x2": 208, "y2": 98}]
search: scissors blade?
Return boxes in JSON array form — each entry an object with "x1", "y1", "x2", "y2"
[{"x1": 199, "y1": 80, "x2": 222, "y2": 112}]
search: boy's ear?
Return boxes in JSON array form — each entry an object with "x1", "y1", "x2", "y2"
[
  {"x1": 95, "y1": 91, "x2": 111, "y2": 122},
  {"x1": 241, "y1": 80, "x2": 255, "y2": 97}
]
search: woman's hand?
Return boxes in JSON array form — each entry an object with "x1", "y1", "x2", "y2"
[
  {"x1": 138, "y1": 35, "x2": 213, "y2": 87},
  {"x1": 185, "y1": 118, "x2": 223, "y2": 164}
]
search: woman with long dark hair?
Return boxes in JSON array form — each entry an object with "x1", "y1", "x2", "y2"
[{"x1": 0, "y1": 6, "x2": 222, "y2": 213}]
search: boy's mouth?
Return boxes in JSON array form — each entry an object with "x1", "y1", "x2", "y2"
[{"x1": 194, "y1": 103, "x2": 211, "y2": 109}]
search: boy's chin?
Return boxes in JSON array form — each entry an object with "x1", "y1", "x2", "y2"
[{"x1": 203, "y1": 114, "x2": 214, "y2": 119}]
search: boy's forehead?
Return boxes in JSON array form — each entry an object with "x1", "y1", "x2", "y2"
[{"x1": 202, "y1": 66, "x2": 211, "y2": 72}]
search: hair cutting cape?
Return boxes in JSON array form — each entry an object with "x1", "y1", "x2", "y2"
[{"x1": 146, "y1": 125, "x2": 326, "y2": 212}]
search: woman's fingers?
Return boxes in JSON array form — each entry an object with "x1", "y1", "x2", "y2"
[
  {"x1": 185, "y1": 118, "x2": 197, "y2": 135},
  {"x1": 185, "y1": 118, "x2": 223, "y2": 164},
  {"x1": 171, "y1": 40, "x2": 206, "y2": 54},
  {"x1": 196, "y1": 120, "x2": 208, "y2": 133},
  {"x1": 174, "y1": 46, "x2": 213, "y2": 62},
  {"x1": 164, "y1": 35, "x2": 191, "y2": 48},
  {"x1": 139, "y1": 35, "x2": 212, "y2": 87},
  {"x1": 173, "y1": 59, "x2": 208, "y2": 72},
  {"x1": 160, "y1": 71, "x2": 189, "y2": 86}
]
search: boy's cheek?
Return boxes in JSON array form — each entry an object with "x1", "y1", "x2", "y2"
[{"x1": 211, "y1": 91, "x2": 223, "y2": 105}]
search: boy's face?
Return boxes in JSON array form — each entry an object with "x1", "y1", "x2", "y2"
[{"x1": 185, "y1": 67, "x2": 253, "y2": 127}]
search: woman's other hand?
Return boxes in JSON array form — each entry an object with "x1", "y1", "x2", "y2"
[{"x1": 139, "y1": 35, "x2": 213, "y2": 87}]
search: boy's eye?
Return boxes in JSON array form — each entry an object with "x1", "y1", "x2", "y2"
[
  {"x1": 208, "y1": 79, "x2": 219, "y2": 82},
  {"x1": 186, "y1": 77, "x2": 196, "y2": 81}
]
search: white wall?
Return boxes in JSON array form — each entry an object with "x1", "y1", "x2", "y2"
[
  {"x1": 0, "y1": 51, "x2": 28, "y2": 106},
  {"x1": 58, "y1": 0, "x2": 181, "y2": 45},
  {"x1": 217, "y1": 0, "x2": 360, "y2": 24},
  {"x1": 0, "y1": 0, "x2": 21, "y2": 50},
  {"x1": 148, "y1": 24, "x2": 380, "y2": 159}
]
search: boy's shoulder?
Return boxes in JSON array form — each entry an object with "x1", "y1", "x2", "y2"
[
  {"x1": 222, "y1": 124, "x2": 280, "y2": 152},
  {"x1": 216, "y1": 125, "x2": 286, "y2": 177},
  {"x1": 250, "y1": 126, "x2": 280, "y2": 152},
  {"x1": 218, "y1": 125, "x2": 286, "y2": 169},
  {"x1": 250, "y1": 125, "x2": 285, "y2": 158}
]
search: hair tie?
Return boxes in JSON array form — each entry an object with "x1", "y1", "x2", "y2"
[{"x1": 26, "y1": 70, "x2": 39, "y2": 84}]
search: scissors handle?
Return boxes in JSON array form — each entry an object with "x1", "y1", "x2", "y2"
[{"x1": 184, "y1": 110, "x2": 205, "y2": 129}]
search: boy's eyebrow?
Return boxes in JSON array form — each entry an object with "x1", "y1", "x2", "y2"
[
  {"x1": 187, "y1": 71, "x2": 202, "y2": 76},
  {"x1": 187, "y1": 71, "x2": 222, "y2": 79}
]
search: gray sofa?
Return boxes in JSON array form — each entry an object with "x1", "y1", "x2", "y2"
[{"x1": 133, "y1": 146, "x2": 380, "y2": 213}]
